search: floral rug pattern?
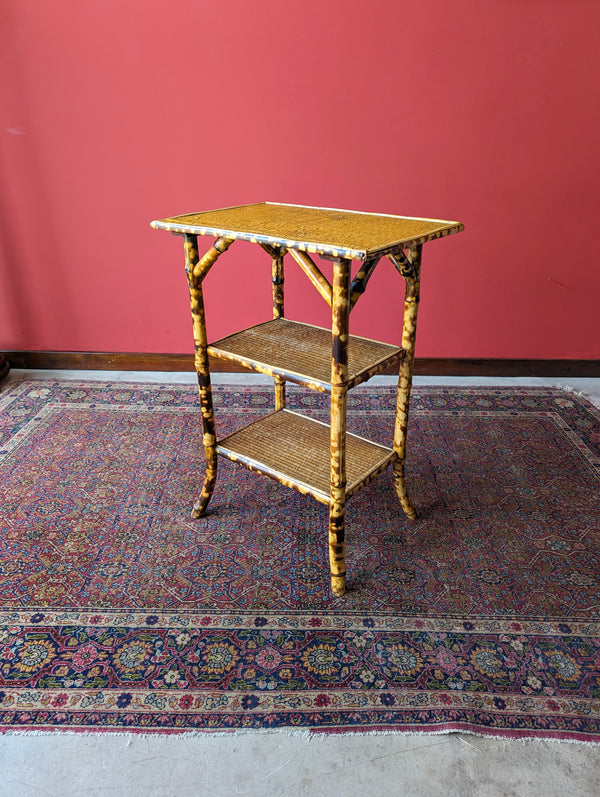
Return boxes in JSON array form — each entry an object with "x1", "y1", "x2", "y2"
[{"x1": 0, "y1": 380, "x2": 599, "y2": 738}]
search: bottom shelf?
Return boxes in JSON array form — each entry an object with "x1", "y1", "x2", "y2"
[{"x1": 216, "y1": 409, "x2": 396, "y2": 504}]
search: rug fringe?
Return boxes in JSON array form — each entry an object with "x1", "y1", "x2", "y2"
[
  {"x1": 556, "y1": 383, "x2": 600, "y2": 407},
  {"x1": 308, "y1": 728, "x2": 600, "y2": 746},
  {"x1": 557, "y1": 383, "x2": 585, "y2": 396},
  {"x1": 2, "y1": 727, "x2": 598, "y2": 746},
  {"x1": 0, "y1": 727, "x2": 310, "y2": 740}
]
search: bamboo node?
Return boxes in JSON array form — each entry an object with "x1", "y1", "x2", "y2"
[{"x1": 214, "y1": 237, "x2": 234, "y2": 253}]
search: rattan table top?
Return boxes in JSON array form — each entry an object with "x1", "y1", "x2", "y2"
[{"x1": 151, "y1": 202, "x2": 463, "y2": 260}]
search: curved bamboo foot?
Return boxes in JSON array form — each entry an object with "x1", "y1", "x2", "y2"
[
  {"x1": 191, "y1": 471, "x2": 217, "y2": 518},
  {"x1": 331, "y1": 574, "x2": 346, "y2": 597},
  {"x1": 191, "y1": 492, "x2": 214, "y2": 518},
  {"x1": 393, "y1": 461, "x2": 418, "y2": 520}
]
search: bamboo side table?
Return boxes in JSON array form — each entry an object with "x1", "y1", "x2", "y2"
[{"x1": 151, "y1": 203, "x2": 463, "y2": 596}]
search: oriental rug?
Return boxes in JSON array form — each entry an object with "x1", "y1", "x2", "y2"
[{"x1": 0, "y1": 379, "x2": 599, "y2": 740}]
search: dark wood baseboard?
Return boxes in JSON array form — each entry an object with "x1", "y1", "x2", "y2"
[
  {"x1": 3, "y1": 350, "x2": 600, "y2": 377},
  {"x1": 0, "y1": 354, "x2": 10, "y2": 382}
]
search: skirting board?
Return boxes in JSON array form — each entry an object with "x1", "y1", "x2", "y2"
[
  {"x1": 3, "y1": 351, "x2": 600, "y2": 377},
  {"x1": 0, "y1": 354, "x2": 10, "y2": 382}
]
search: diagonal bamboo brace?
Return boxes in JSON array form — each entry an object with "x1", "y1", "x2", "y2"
[
  {"x1": 388, "y1": 250, "x2": 417, "y2": 282},
  {"x1": 192, "y1": 237, "x2": 235, "y2": 282},
  {"x1": 287, "y1": 248, "x2": 333, "y2": 306},
  {"x1": 349, "y1": 255, "x2": 381, "y2": 311}
]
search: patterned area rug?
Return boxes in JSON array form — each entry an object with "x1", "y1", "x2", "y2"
[{"x1": 0, "y1": 379, "x2": 599, "y2": 740}]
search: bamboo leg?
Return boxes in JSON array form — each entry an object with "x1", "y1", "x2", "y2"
[
  {"x1": 393, "y1": 244, "x2": 422, "y2": 520},
  {"x1": 183, "y1": 234, "x2": 226, "y2": 519},
  {"x1": 272, "y1": 247, "x2": 286, "y2": 410},
  {"x1": 274, "y1": 378, "x2": 286, "y2": 410},
  {"x1": 329, "y1": 257, "x2": 351, "y2": 596}
]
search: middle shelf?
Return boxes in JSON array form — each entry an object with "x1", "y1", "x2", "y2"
[
  {"x1": 216, "y1": 408, "x2": 396, "y2": 505},
  {"x1": 208, "y1": 317, "x2": 405, "y2": 392}
]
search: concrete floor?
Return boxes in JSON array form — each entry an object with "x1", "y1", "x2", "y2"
[
  {"x1": 1, "y1": 370, "x2": 599, "y2": 797},
  {"x1": 2, "y1": 730, "x2": 600, "y2": 797}
]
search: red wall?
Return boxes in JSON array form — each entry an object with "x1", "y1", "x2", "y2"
[{"x1": 1, "y1": 0, "x2": 599, "y2": 359}]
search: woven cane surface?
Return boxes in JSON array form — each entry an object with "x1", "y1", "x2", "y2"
[
  {"x1": 209, "y1": 319, "x2": 403, "y2": 387},
  {"x1": 152, "y1": 202, "x2": 463, "y2": 258},
  {"x1": 217, "y1": 409, "x2": 394, "y2": 499}
]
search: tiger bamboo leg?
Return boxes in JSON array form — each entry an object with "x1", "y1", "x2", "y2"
[
  {"x1": 272, "y1": 248, "x2": 286, "y2": 410},
  {"x1": 393, "y1": 245, "x2": 422, "y2": 520},
  {"x1": 329, "y1": 385, "x2": 348, "y2": 596},
  {"x1": 328, "y1": 257, "x2": 351, "y2": 596},
  {"x1": 183, "y1": 234, "x2": 232, "y2": 519},
  {"x1": 274, "y1": 379, "x2": 286, "y2": 410}
]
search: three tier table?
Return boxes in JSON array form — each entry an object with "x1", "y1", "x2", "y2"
[{"x1": 151, "y1": 202, "x2": 463, "y2": 596}]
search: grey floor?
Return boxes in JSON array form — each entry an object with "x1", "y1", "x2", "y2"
[{"x1": 1, "y1": 370, "x2": 599, "y2": 797}]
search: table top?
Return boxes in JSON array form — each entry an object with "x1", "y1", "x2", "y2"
[{"x1": 151, "y1": 202, "x2": 463, "y2": 260}]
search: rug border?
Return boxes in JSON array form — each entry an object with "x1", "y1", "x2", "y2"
[{"x1": 2, "y1": 378, "x2": 599, "y2": 741}]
